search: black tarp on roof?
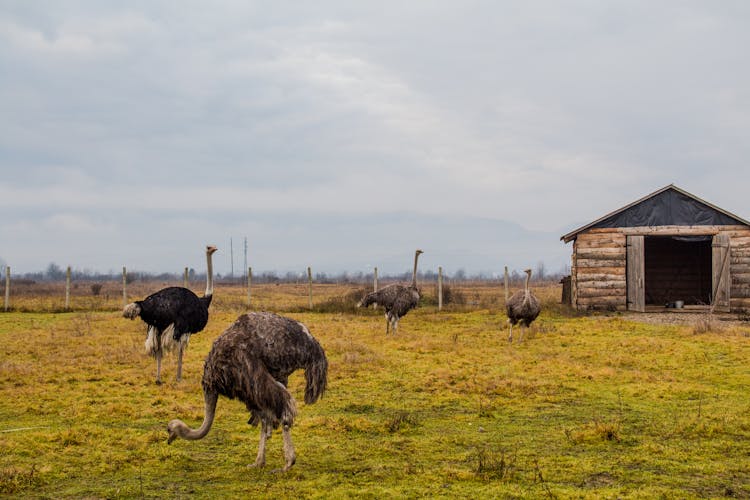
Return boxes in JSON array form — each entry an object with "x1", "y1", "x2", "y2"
[
  {"x1": 590, "y1": 188, "x2": 740, "y2": 229},
  {"x1": 561, "y1": 185, "x2": 750, "y2": 242}
]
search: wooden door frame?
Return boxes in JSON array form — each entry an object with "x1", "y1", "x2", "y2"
[{"x1": 626, "y1": 235, "x2": 645, "y2": 312}]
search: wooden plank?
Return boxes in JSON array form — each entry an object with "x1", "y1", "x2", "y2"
[
  {"x1": 626, "y1": 235, "x2": 645, "y2": 312},
  {"x1": 577, "y1": 296, "x2": 627, "y2": 306},
  {"x1": 576, "y1": 249, "x2": 626, "y2": 260},
  {"x1": 730, "y1": 264, "x2": 750, "y2": 274},
  {"x1": 578, "y1": 288, "x2": 628, "y2": 298},
  {"x1": 620, "y1": 225, "x2": 723, "y2": 236},
  {"x1": 576, "y1": 280, "x2": 626, "y2": 289},
  {"x1": 576, "y1": 258, "x2": 626, "y2": 268},
  {"x1": 575, "y1": 236, "x2": 626, "y2": 245},
  {"x1": 712, "y1": 233, "x2": 731, "y2": 312},
  {"x1": 575, "y1": 240, "x2": 626, "y2": 250},
  {"x1": 577, "y1": 265, "x2": 626, "y2": 274},
  {"x1": 577, "y1": 271, "x2": 627, "y2": 282}
]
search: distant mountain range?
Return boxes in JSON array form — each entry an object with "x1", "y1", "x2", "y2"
[{"x1": 238, "y1": 212, "x2": 573, "y2": 277}]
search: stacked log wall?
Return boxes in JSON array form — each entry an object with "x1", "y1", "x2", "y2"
[
  {"x1": 728, "y1": 229, "x2": 750, "y2": 312},
  {"x1": 574, "y1": 229, "x2": 627, "y2": 310}
]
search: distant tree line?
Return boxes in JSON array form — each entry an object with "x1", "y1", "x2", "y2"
[{"x1": 4, "y1": 260, "x2": 567, "y2": 285}]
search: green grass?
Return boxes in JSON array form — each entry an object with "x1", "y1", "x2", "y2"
[{"x1": 2, "y1": 285, "x2": 750, "y2": 498}]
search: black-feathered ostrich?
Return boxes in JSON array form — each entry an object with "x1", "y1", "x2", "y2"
[
  {"x1": 123, "y1": 245, "x2": 218, "y2": 384},
  {"x1": 506, "y1": 268, "x2": 541, "y2": 342},
  {"x1": 358, "y1": 249, "x2": 423, "y2": 334},
  {"x1": 167, "y1": 312, "x2": 328, "y2": 472}
]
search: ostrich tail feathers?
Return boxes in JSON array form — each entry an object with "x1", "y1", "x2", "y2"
[
  {"x1": 304, "y1": 356, "x2": 328, "y2": 405},
  {"x1": 122, "y1": 302, "x2": 141, "y2": 319}
]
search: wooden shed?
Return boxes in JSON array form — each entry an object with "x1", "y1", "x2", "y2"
[{"x1": 560, "y1": 184, "x2": 750, "y2": 313}]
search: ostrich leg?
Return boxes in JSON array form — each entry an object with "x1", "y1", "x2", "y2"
[
  {"x1": 155, "y1": 352, "x2": 163, "y2": 384},
  {"x1": 176, "y1": 343, "x2": 184, "y2": 382},
  {"x1": 250, "y1": 420, "x2": 272, "y2": 468},
  {"x1": 508, "y1": 320, "x2": 513, "y2": 343},
  {"x1": 281, "y1": 424, "x2": 296, "y2": 472}
]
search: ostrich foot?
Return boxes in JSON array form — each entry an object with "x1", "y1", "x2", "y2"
[{"x1": 155, "y1": 379, "x2": 163, "y2": 385}]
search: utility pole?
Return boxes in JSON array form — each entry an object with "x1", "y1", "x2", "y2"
[
  {"x1": 244, "y1": 237, "x2": 248, "y2": 283},
  {"x1": 230, "y1": 237, "x2": 234, "y2": 279}
]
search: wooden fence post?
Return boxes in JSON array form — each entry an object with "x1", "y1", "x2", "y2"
[
  {"x1": 307, "y1": 266, "x2": 313, "y2": 310},
  {"x1": 65, "y1": 266, "x2": 71, "y2": 310},
  {"x1": 4, "y1": 266, "x2": 9, "y2": 312},
  {"x1": 183, "y1": 267, "x2": 189, "y2": 288},
  {"x1": 438, "y1": 266, "x2": 443, "y2": 311},
  {"x1": 247, "y1": 267, "x2": 253, "y2": 309},
  {"x1": 122, "y1": 266, "x2": 127, "y2": 307},
  {"x1": 504, "y1": 266, "x2": 509, "y2": 304}
]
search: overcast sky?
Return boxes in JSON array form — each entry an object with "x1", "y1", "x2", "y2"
[{"x1": 1, "y1": 1, "x2": 749, "y2": 276}]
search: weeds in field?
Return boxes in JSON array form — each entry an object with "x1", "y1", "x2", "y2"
[
  {"x1": 692, "y1": 313, "x2": 725, "y2": 334},
  {"x1": 564, "y1": 417, "x2": 622, "y2": 444},
  {"x1": 0, "y1": 465, "x2": 40, "y2": 494},
  {"x1": 470, "y1": 445, "x2": 516, "y2": 480},
  {"x1": 385, "y1": 410, "x2": 421, "y2": 433}
]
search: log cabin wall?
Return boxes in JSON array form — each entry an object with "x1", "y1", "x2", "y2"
[
  {"x1": 727, "y1": 227, "x2": 750, "y2": 312},
  {"x1": 571, "y1": 225, "x2": 750, "y2": 313},
  {"x1": 573, "y1": 228, "x2": 627, "y2": 311}
]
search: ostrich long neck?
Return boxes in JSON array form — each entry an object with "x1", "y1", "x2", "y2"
[
  {"x1": 411, "y1": 252, "x2": 421, "y2": 287},
  {"x1": 205, "y1": 250, "x2": 214, "y2": 298},
  {"x1": 177, "y1": 391, "x2": 218, "y2": 441},
  {"x1": 523, "y1": 271, "x2": 532, "y2": 300}
]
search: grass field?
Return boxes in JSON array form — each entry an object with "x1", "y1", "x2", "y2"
[{"x1": 2, "y1": 282, "x2": 750, "y2": 498}]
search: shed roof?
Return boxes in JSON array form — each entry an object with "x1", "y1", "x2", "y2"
[{"x1": 561, "y1": 184, "x2": 750, "y2": 243}]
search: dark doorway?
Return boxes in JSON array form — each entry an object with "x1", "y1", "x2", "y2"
[{"x1": 644, "y1": 236, "x2": 711, "y2": 306}]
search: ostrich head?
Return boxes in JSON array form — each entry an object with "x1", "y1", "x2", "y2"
[
  {"x1": 167, "y1": 419, "x2": 184, "y2": 444},
  {"x1": 206, "y1": 245, "x2": 218, "y2": 255}
]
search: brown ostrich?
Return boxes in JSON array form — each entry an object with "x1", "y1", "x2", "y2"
[
  {"x1": 166, "y1": 312, "x2": 328, "y2": 472},
  {"x1": 506, "y1": 268, "x2": 541, "y2": 342},
  {"x1": 123, "y1": 245, "x2": 218, "y2": 384},
  {"x1": 357, "y1": 249, "x2": 423, "y2": 334}
]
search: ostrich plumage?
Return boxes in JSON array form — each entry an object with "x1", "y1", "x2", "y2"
[
  {"x1": 358, "y1": 249, "x2": 423, "y2": 334},
  {"x1": 167, "y1": 311, "x2": 328, "y2": 472},
  {"x1": 123, "y1": 245, "x2": 217, "y2": 384},
  {"x1": 505, "y1": 268, "x2": 541, "y2": 342}
]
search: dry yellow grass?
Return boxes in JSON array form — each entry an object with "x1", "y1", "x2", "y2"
[{"x1": 2, "y1": 282, "x2": 750, "y2": 498}]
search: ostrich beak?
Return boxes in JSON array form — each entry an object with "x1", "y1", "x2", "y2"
[{"x1": 167, "y1": 424, "x2": 177, "y2": 444}]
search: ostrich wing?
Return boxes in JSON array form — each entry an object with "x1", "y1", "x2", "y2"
[
  {"x1": 138, "y1": 287, "x2": 208, "y2": 334},
  {"x1": 359, "y1": 283, "x2": 409, "y2": 310}
]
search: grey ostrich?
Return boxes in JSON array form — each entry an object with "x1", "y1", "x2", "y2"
[
  {"x1": 506, "y1": 268, "x2": 541, "y2": 342},
  {"x1": 166, "y1": 312, "x2": 328, "y2": 472},
  {"x1": 123, "y1": 245, "x2": 218, "y2": 384},
  {"x1": 358, "y1": 249, "x2": 423, "y2": 334}
]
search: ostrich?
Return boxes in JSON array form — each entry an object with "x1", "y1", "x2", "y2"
[
  {"x1": 506, "y1": 268, "x2": 541, "y2": 342},
  {"x1": 166, "y1": 311, "x2": 328, "y2": 472},
  {"x1": 123, "y1": 245, "x2": 218, "y2": 384},
  {"x1": 357, "y1": 249, "x2": 423, "y2": 334}
]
